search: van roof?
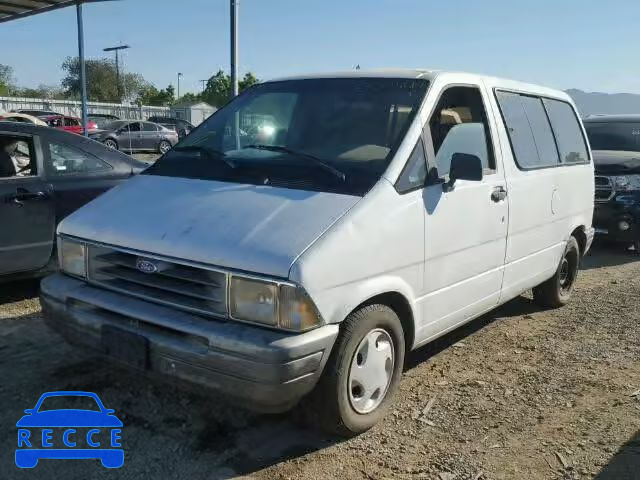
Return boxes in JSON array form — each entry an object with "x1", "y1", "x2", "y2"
[{"x1": 267, "y1": 69, "x2": 571, "y2": 102}]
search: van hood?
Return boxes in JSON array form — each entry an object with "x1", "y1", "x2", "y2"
[{"x1": 58, "y1": 175, "x2": 360, "y2": 278}]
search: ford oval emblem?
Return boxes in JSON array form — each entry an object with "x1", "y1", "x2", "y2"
[{"x1": 136, "y1": 258, "x2": 158, "y2": 274}]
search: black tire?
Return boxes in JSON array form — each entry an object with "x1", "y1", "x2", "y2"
[
  {"x1": 158, "y1": 140, "x2": 172, "y2": 154},
  {"x1": 103, "y1": 139, "x2": 118, "y2": 150},
  {"x1": 533, "y1": 236, "x2": 580, "y2": 308},
  {"x1": 303, "y1": 304, "x2": 405, "y2": 437}
]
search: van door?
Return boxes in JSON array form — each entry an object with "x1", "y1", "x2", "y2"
[
  {"x1": 417, "y1": 85, "x2": 508, "y2": 344},
  {"x1": 490, "y1": 91, "x2": 566, "y2": 301}
]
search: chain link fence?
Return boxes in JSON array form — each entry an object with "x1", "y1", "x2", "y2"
[{"x1": 0, "y1": 96, "x2": 170, "y2": 120}]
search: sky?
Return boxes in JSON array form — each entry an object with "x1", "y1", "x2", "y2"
[{"x1": 1, "y1": 0, "x2": 640, "y2": 95}]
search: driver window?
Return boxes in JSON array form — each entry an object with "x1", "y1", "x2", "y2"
[
  {"x1": 0, "y1": 135, "x2": 36, "y2": 178},
  {"x1": 128, "y1": 122, "x2": 142, "y2": 132},
  {"x1": 428, "y1": 86, "x2": 495, "y2": 178}
]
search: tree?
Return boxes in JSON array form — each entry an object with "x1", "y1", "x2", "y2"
[
  {"x1": 16, "y1": 84, "x2": 65, "y2": 100},
  {"x1": 175, "y1": 92, "x2": 201, "y2": 104},
  {"x1": 137, "y1": 84, "x2": 176, "y2": 106},
  {"x1": 201, "y1": 70, "x2": 259, "y2": 107},
  {"x1": 61, "y1": 56, "x2": 149, "y2": 103},
  {"x1": 0, "y1": 64, "x2": 14, "y2": 96}
]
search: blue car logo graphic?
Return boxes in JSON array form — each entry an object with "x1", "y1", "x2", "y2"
[{"x1": 16, "y1": 391, "x2": 123, "y2": 469}]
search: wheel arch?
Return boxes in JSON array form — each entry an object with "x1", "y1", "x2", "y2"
[
  {"x1": 570, "y1": 225, "x2": 587, "y2": 257},
  {"x1": 348, "y1": 291, "x2": 415, "y2": 352}
]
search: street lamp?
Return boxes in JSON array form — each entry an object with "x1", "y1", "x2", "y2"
[
  {"x1": 177, "y1": 72, "x2": 183, "y2": 100},
  {"x1": 103, "y1": 44, "x2": 130, "y2": 103},
  {"x1": 230, "y1": 0, "x2": 239, "y2": 97}
]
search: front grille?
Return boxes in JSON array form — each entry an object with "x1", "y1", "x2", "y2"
[
  {"x1": 595, "y1": 176, "x2": 614, "y2": 202},
  {"x1": 87, "y1": 245, "x2": 228, "y2": 318}
]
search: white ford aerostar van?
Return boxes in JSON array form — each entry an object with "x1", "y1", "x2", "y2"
[{"x1": 41, "y1": 70, "x2": 595, "y2": 435}]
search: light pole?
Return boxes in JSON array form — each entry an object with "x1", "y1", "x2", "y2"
[
  {"x1": 76, "y1": 1, "x2": 88, "y2": 136},
  {"x1": 230, "y1": 0, "x2": 239, "y2": 97},
  {"x1": 200, "y1": 79, "x2": 208, "y2": 92},
  {"x1": 177, "y1": 72, "x2": 183, "y2": 100},
  {"x1": 103, "y1": 44, "x2": 130, "y2": 103}
]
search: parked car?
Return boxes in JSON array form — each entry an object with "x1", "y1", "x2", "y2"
[
  {"x1": 88, "y1": 113, "x2": 120, "y2": 129},
  {"x1": 0, "y1": 112, "x2": 48, "y2": 126},
  {"x1": 0, "y1": 122, "x2": 147, "y2": 281},
  {"x1": 41, "y1": 70, "x2": 594, "y2": 436},
  {"x1": 13, "y1": 109, "x2": 62, "y2": 117},
  {"x1": 88, "y1": 120, "x2": 179, "y2": 154},
  {"x1": 583, "y1": 114, "x2": 640, "y2": 252},
  {"x1": 44, "y1": 115, "x2": 98, "y2": 135},
  {"x1": 147, "y1": 116, "x2": 194, "y2": 139}
]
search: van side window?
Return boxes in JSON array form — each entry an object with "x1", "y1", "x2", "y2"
[
  {"x1": 428, "y1": 86, "x2": 495, "y2": 178},
  {"x1": 395, "y1": 138, "x2": 427, "y2": 193},
  {"x1": 496, "y1": 91, "x2": 560, "y2": 169},
  {"x1": 543, "y1": 99, "x2": 589, "y2": 164}
]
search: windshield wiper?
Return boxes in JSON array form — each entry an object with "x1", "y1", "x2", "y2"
[
  {"x1": 173, "y1": 145, "x2": 237, "y2": 169},
  {"x1": 243, "y1": 144, "x2": 346, "y2": 182}
]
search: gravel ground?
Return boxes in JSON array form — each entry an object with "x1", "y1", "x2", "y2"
[{"x1": 0, "y1": 244, "x2": 638, "y2": 480}]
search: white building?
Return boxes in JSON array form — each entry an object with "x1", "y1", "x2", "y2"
[{"x1": 169, "y1": 101, "x2": 216, "y2": 126}]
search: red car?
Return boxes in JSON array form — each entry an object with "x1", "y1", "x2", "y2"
[{"x1": 44, "y1": 115, "x2": 97, "y2": 135}]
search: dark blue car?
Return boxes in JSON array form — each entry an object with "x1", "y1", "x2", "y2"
[{"x1": 16, "y1": 391, "x2": 123, "y2": 468}]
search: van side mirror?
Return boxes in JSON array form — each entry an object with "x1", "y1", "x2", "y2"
[{"x1": 443, "y1": 153, "x2": 484, "y2": 191}]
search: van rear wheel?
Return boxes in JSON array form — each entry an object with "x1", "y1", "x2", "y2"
[
  {"x1": 303, "y1": 304, "x2": 405, "y2": 437},
  {"x1": 533, "y1": 236, "x2": 580, "y2": 308}
]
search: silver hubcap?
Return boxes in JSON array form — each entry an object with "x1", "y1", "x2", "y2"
[
  {"x1": 105, "y1": 141, "x2": 116, "y2": 149},
  {"x1": 348, "y1": 328, "x2": 395, "y2": 414},
  {"x1": 160, "y1": 142, "x2": 170, "y2": 153}
]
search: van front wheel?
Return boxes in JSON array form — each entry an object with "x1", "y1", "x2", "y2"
[
  {"x1": 533, "y1": 236, "x2": 580, "y2": 308},
  {"x1": 305, "y1": 304, "x2": 405, "y2": 437}
]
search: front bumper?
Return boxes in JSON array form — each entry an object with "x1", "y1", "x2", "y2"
[
  {"x1": 40, "y1": 274, "x2": 338, "y2": 413},
  {"x1": 593, "y1": 195, "x2": 640, "y2": 242}
]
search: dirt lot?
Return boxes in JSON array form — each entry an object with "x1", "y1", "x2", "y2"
[{"x1": 1, "y1": 245, "x2": 638, "y2": 480}]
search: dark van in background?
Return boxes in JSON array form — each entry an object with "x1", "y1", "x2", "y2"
[{"x1": 584, "y1": 115, "x2": 640, "y2": 253}]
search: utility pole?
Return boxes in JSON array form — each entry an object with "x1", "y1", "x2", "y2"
[
  {"x1": 177, "y1": 72, "x2": 183, "y2": 100},
  {"x1": 103, "y1": 44, "x2": 130, "y2": 103},
  {"x1": 76, "y1": 1, "x2": 88, "y2": 136},
  {"x1": 230, "y1": 0, "x2": 239, "y2": 97},
  {"x1": 199, "y1": 79, "x2": 208, "y2": 92}
]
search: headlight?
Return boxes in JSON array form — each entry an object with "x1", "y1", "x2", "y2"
[
  {"x1": 611, "y1": 175, "x2": 640, "y2": 192},
  {"x1": 230, "y1": 276, "x2": 278, "y2": 326},
  {"x1": 59, "y1": 237, "x2": 87, "y2": 278},
  {"x1": 229, "y1": 275, "x2": 322, "y2": 332}
]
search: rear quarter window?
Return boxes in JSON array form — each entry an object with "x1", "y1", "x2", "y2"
[{"x1": 542, "y1": 99, "x2": 589, "y2": 164}]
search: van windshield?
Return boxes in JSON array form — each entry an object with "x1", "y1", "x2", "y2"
[
  {"x1": 145, "y1": 78, "x2": 429, "y2": 195},
  {"x1": 585, "y1": 121, "x2": 640, "y2": 153}
]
